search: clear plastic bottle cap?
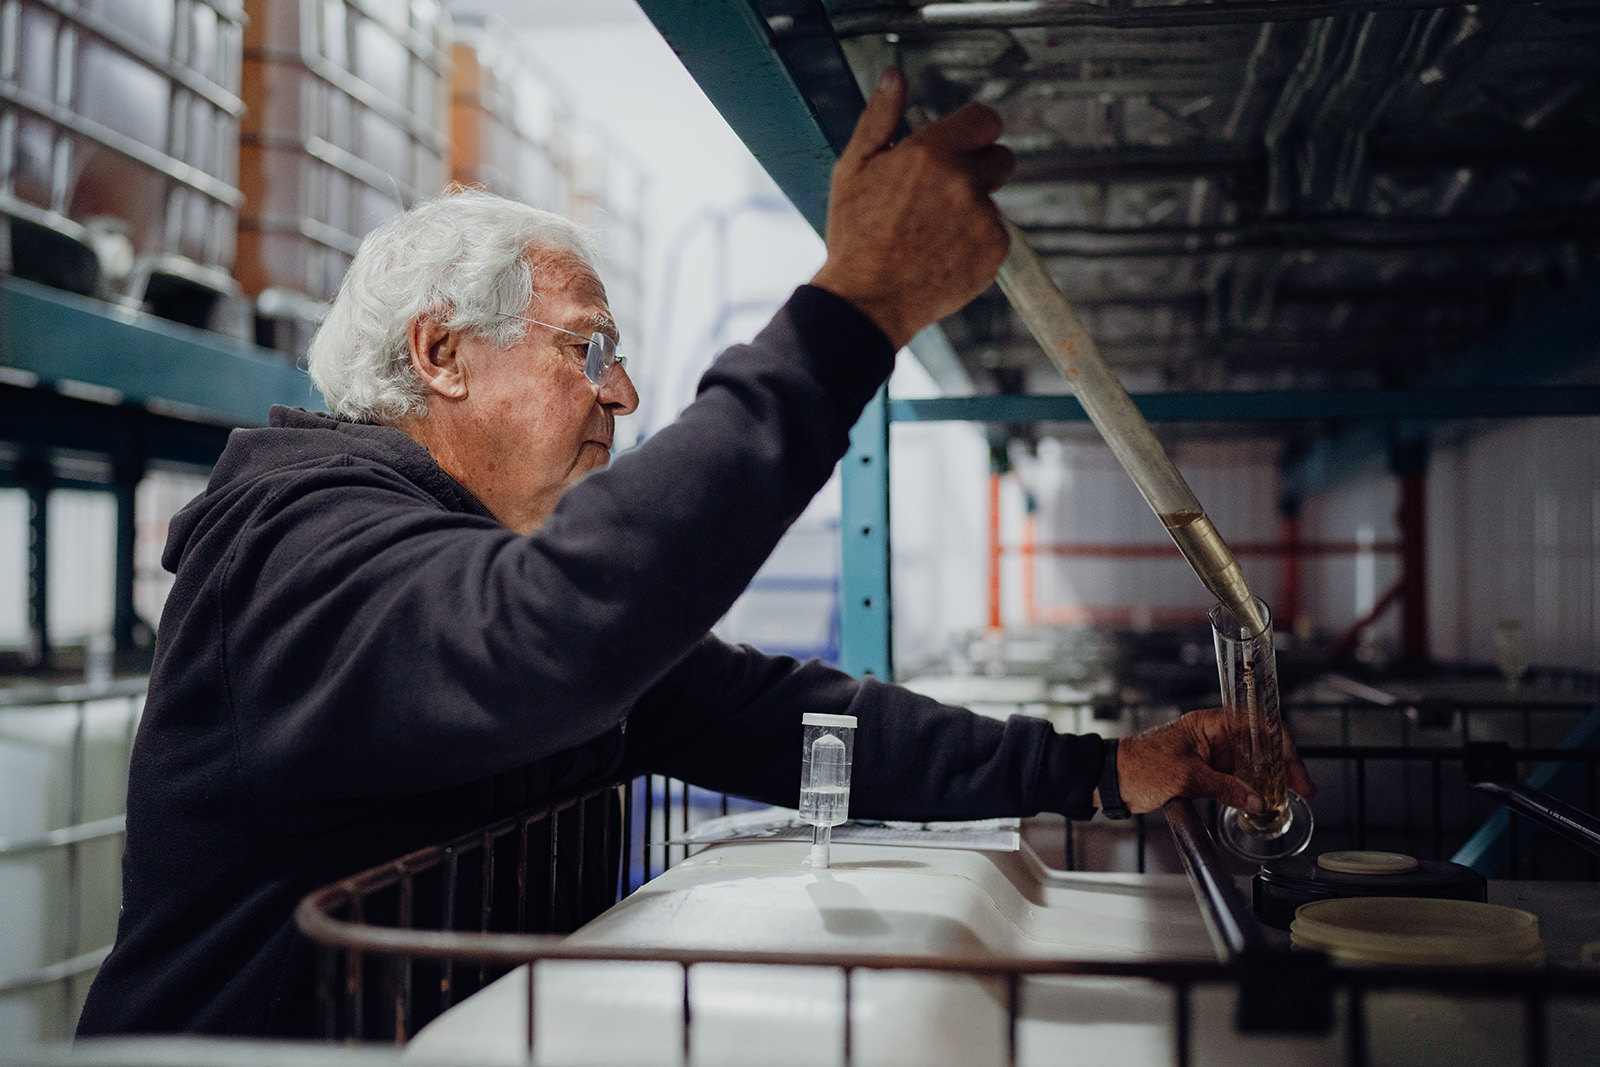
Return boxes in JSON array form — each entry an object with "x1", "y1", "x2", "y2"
[
  {"x1": 801, "y1": 713, "x2": 857, "y2": 728},
  {"x1": 1317, "y1": 850, "x2": 1420, "y2": 875}
]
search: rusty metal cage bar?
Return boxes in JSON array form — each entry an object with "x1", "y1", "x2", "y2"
[
  {"x1": 294, "y1": 693, "x2": 1600, "y2": 1053},
  {"x1": 297, "y1": 899, "x2": 1600, "y2": 1061},
  {"x1": 297, "y1": 780, "x2": 624, "y2": 1043}
]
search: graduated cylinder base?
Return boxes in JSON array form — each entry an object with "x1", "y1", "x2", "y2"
[
  {"x1": 1217, "y1": 792, "x2": 1314, "y2": 862},
  {"x1": 1210, "y1": 597, "x2": 1313, "y2": 861}
]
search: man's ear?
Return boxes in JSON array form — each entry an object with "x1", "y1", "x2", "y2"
[{"x1": 407, "y1": 316, "x2": 469, "y2": 400}]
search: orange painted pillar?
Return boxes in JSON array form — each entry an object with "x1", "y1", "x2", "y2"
[{"x1": 1022, "y1": 507, "x2": 1039, "y2": 627}]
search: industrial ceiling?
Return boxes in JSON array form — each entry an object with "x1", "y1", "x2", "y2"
[{"x1": 638, "y1": 0, "x2": 1600, "y2": 458}]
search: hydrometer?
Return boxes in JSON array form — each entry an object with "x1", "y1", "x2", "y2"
[{"x1": 994, "y1": 218, "x2": 1311, "y2": 859}]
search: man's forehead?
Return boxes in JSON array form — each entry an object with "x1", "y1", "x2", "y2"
[
  {"x1": 529, "y1": 251, "x2": 618, "y2": 340},
  {"x1": 533, "y1": 291, "x2": 617, "y2": 341}
]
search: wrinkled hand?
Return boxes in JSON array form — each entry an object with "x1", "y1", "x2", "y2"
[
  {"x1": 810, "y1": 68, "x2": 1014, "y2": 350},
  {"x1": 1113, "y1": 707, "x2": 1317, "y2": 815}
]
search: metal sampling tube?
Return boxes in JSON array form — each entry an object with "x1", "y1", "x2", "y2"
[{"x1": 994, "y1": 218, "x2": 1268, "y2": 637}]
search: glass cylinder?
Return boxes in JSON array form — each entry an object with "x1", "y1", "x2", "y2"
[{"x1": 1210, "y1": 597, "x2": 1313, "y2": 861}]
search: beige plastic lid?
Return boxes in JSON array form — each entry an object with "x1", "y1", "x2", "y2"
[
  {"x1": 1317, "y1": 850, "x2": 1420, "y2": 875},
  {"x1": 1291, "y1": 897, "x2": 1543, "y2": 967}
]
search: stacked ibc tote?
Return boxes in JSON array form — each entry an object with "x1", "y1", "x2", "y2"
[
  {"x1": 0, "y1": 0, "x2": 245, "y2": 324},
  {"x1": 238, "y1": 0, "x2": 450, "y2": 353},
  {"x1": 0, "y1": 0, "x2": 648, "y2": 1046}
]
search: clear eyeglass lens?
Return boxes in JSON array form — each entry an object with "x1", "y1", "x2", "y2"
[{"x1": 584, "y1": 333, "x2": 621, "y2": 384}]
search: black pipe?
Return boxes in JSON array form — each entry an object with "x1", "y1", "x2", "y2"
[
  {"x1": 1473, "y1": 781, "x2": 1600, "y2": 860},
  {"x1": 1164, "y1": 799, "x2": 1269, "y2": 960},
  {"x1": 1164, "y1": 799, "x2": 1333, "y2": 1034}
]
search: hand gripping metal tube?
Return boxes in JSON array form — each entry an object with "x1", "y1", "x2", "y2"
[{"x1": 994, "y1": 217, "x2": 1267, "y2": 636}]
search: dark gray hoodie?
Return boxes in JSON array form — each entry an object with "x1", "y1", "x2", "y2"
[{"x1": 76, "y1": 286, "x2": 1106, "y2": 1037}]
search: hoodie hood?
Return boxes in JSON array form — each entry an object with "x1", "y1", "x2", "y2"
[{"x1": 162, "y1": 407, "x2": 494, "y2": 574}]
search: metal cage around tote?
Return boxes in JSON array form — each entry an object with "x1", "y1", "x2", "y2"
[{"x1": 296, "y1": 693, "x2": 1600, "y2": 1064}]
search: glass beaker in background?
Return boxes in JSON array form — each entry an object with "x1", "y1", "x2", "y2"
[
  {"x1": 1210, "y1": 597, "x2": 1313, "y2": 861},
  {"x1": 1493, "y1": 618, "x2": 1529, "y2": 692}
]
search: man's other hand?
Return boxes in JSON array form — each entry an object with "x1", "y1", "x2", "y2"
[
  {"x1": 810, "y1": 67, "x2": 1014, "y2": 350},
  {"x1": 1114, "y1": 707, "x2": 1317, "y2": 816}
]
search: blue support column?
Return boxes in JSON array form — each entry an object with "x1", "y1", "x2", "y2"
[{"x1": 840, "y1": 386, "x2": 891, "y2": 679}]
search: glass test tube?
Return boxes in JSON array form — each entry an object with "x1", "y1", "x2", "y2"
[
  {"x1": 799, "y1": 712, "x2": 856, "y2": 868},
  {"x1": 1210, "y1": 598, "x2": 1313, "y2": 860},
  {"x1": 995, "y1": 218, "x2": 1267, "y2": 637}
]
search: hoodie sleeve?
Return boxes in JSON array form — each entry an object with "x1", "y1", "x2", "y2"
[
  {"x1": 217, "y1": 286, "x2": 898, "y2": 819},
  {"x1": 622, "y1": 637, "x2": 1107, "y2": 821}
]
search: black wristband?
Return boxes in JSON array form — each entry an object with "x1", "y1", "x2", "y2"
[{"x1": 1098, "y1": 738, "x2": 1131, "y2": 820}]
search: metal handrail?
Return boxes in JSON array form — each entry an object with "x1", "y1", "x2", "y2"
[
  {"x1": 0, "y1": 814, "x2": 126, "y2": 856},
  {"x1": 0, "y1": 677, "x2": 151, "y2": 706},
  {"x1": 0, "y1": 947, "x2": 112, "y2": 996}
]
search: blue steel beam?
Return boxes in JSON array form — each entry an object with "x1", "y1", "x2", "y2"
[
  {"x1": 891, "y1": 387, "x2": 1600, "y2": 424},
  {"x1": 1284, "y1": 265, "x2": 1600, "y2": 497},
  {"x1": 634, "y1": 0, "x2": 853, "y2": 233},
  {"x1": 1, "y1": 275, "x2": 320, "y2": 427}
]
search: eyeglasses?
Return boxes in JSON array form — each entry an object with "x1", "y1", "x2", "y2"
[{"x1": 500, "y1": 313, "x2": 627, "y2": 385}]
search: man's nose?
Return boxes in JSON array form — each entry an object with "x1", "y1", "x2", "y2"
[{"x1": 600, "y1": 361, "x2": 639, "y2": 415}]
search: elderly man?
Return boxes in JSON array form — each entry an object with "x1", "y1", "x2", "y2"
[{"x1": 78, "y1": 71, "x2": 1309, "y2": 1038}]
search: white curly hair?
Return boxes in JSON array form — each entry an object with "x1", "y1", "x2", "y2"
[{"x1": 308, "y1": 189, "x2": 605, "y2": 424}]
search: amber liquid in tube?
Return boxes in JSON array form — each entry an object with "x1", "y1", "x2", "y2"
[
  {"x1": 1159, "y1": 511, "x2": 1268, "y2": 637},
  {"x1": 1240, "y1": 656, "x2": 1289, "y2": 834},
  {"x1": 1211, "y1": 594, "x2": 1308, "y2": 856}
]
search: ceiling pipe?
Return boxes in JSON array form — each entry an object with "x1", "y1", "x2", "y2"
[{"x1": 834, "y1": 0, "x2": 1534, "y2": 35}]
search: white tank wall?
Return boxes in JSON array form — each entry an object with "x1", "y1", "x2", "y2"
[
  {"x1": 0, "y1": 472, "x2": 207, "y2": 653},
  {"x1": 1299, "y1": 417, "x2": 1599, "y2": 672},
  {"x1": 890, "y1": 420, "x2": 990, "y2": 672},
  {"x1": 1427, "y1": 417, "x2": 1599, "y2": 670},
  {"x1": 887, "y1": 354, "x2": 991, "y2": 675},
  {"x1": 1029, "y1": 437, "x2": 1282, "y2": 626},
  {"x1": 0, "y1": 489, "x2": 116, "y2": 649},
  {"x1": 0, "y1": 492, "x2": 24, "y2": 644},
  {"x1": 0, "y1": 692, "x2": 143, "y2": 1044},
  {"x1": 46, "y1": 493, "x2": 115, "y2": 643},
  {"x1": 134, "y1": 471, "x2": 211, "y2": 632},
  {"x1": 1300, "y1": 473, "x2": 1404, "y2": 658}
]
